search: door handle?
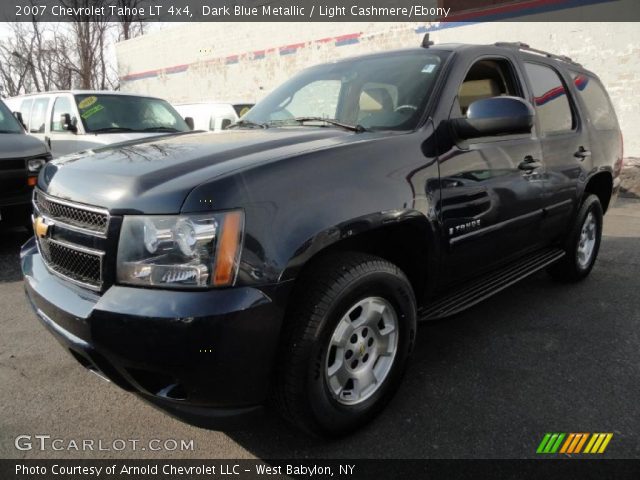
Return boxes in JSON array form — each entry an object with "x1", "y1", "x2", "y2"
[
  {"x1": 574, "y1": 146, "x2": 591, "y2": 160},
  {"x1": 518, "y1": 155, "x2": 542, "y2": 171}
]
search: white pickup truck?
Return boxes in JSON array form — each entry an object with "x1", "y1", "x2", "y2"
[{"x1": 5, "y1": 91, "x2": 192, "y2": 157}]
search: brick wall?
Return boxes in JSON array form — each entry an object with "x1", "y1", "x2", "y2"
[{"x1": 116, "y1": 6, "x2": 640, "y2": 154}]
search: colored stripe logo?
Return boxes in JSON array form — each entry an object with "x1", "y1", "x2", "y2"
[{"x1": 537, "y1": 433, "x2": 613, "y2": 454}]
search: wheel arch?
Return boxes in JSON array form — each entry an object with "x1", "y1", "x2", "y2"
[
  {"x1": 583, "y1": 169, "x2": 613, "y2": 213},
  {"x1": 279, "y1": 209, "x2": 439, "y2": 302}
]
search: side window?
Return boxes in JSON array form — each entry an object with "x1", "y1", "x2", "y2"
[
  {"x1": 29, "y1": 98, "x2": 50, "y2": 134},
  {"x1": 50, "y1": 96, "x2": 73, "y2": 132},
  {"x1": 524, "y1": 62, "x2": 575, "y2": 135},
  {"x1": 457, "y1": 58, "x2": 521, "y2": 115},
  {"x1": 570, "y1": 72, "x2": 617, "y2": 130},
  {"x1": 277, "y1": 80, "x2": 341, "y2": 119},
  {"x1": 20, "y1": 98, "x2": 34, "y2": 127}
]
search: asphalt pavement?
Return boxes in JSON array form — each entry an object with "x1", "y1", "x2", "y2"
[{"x1": 1, "y1": 199, "x2": 639, "y2": 459}]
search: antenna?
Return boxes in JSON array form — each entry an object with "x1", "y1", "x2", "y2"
[{"x1": 422, "y1": 33, "x2": 434, "y2": 48}]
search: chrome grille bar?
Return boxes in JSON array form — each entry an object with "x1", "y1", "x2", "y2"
[{"x1": 33, "y1": 189, "x2": 110, "y2": 237}]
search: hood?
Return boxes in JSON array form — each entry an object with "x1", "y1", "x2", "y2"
[
  {"x1": 40, "y1": 128, "x2": 383, "y2": 214},
  {"x1": 0, "y1": 133, "x2": 49, "y2": 159}
]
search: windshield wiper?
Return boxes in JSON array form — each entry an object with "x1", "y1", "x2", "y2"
[
  {"x1": 227, "y1": 119, "x2": 269, "y2": 129},
  {"x1": 90, "y1": 127, "x2": 136, "y2": 133},
  {"x1": 284, "y1": 117, "x2": 367, "y2": 133},
  {"x1": 140, "y1": 126, "x2": 182, "y2": 132},
  {"x1": 0, "y1": 129, "x2": 20, "y2": 133}
]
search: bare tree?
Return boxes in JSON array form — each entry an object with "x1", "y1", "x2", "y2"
[
  {"x1": 115, "y1": 0, "x2": 146, "y2": 41},
  {"x1": 0, "y1": 0, "x2": 147, "y2": 96}
]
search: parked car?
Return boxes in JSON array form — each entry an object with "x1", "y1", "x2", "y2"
[
  {"x1": 21, "y1": 41, "x2": 622, "y2": 436},
  {"x1": 5, "y1": 91, "x2": 192, "y2": 157},
  {"x1": 172, "y1": 101, "x2": 254, "y2": 132},
  {"x1": 0, "y1": 98, "x2": 51, "y2": 227}
]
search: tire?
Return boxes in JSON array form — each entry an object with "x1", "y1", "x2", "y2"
[
  {"x1": 547, "y1": 194, "x2": 603, "y2": 282},
  {"x1": 274, "y1": 252, "x2": 417, "y2": 437}
]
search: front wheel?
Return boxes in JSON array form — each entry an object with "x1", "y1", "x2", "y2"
[
  {"x1": 274, "y1": 252, "x2": 416, "y2": 437},
  {"x1": 547, "y1": 194, "x2": 603, "y2": 282}
]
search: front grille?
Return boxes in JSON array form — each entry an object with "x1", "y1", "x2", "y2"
[
  {"x1": 34, "y1": 190, "x2": 109, "y2": 235},
  {"x1": 38, "y1": 237, "x2": 103, "y2": 289},
  {"x1": 33, "y1": 189, "x2": 109, "y2": 291}
]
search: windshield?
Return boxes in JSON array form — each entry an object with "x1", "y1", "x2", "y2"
[
  {"x1": 243, "y1": 50, "x2": 449, "y2": 131},
  {"x1": 0, "y1": 100, "x2": 23, "y2": 134},
  {"x1": 74, "y1": 94, "x2": 190, "y2": 133}
]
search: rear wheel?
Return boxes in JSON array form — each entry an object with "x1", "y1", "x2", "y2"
[
  {"x1": 547, "y1": 194, "x2": 603, "y2": 282},
  {"x1": 274, "y1": 252, "x2": 416, "y2": 436}
]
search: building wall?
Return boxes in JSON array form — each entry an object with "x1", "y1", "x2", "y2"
[{"x1": 117, "y1": 5, "x2": 640, "y2": 154}]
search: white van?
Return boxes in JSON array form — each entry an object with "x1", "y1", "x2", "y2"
[
  {"x1": 172, "y1": 102, "x2": 254, "y2": 132},
  {"x1": 5, "y1": 91, "x2": 192, "y2": 157}
]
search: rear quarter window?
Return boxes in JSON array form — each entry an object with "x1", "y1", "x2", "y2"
[{"x1": 570, "y1": 72, "x2": 617, "y2": 130}]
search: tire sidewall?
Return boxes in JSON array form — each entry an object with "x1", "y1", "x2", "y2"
[
  {"x1": 572, "y1": 195, "x2": 603, "y2": 276},
  {"x1": 305, "y1": 269, "x2": 416, "y2": 435}
]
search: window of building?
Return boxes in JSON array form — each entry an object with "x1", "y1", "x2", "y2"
[{"x1": 524, "y1": 62, "x2": 574, "y2": 135}]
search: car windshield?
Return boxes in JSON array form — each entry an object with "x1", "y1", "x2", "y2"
[
  {"x1": 243, "y1": 50, "x2": 450, "y2": 131},
  {"x1": 74, "y1": 94, "x2": 190, "y2": 133},
  {"x1": 0, "y1": 100, "x2": 23, "y2": 134}
]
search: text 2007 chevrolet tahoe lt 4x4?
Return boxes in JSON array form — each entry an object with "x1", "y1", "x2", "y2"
[{"x1": 22, "y1": 41, "x2": 623, "y2": 436}]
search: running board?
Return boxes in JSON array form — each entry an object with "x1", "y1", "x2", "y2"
[{"x1": 419, "y1": 248, "x2": 565, "y2": 321}]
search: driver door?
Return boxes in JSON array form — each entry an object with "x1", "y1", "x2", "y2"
[{"x1": 439, "y1": 55, "x2": 546, "y2": 283}]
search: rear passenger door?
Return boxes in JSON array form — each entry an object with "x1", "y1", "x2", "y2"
[{"x1": 521, "y1": 61, "x2": 589, "y2": 243}]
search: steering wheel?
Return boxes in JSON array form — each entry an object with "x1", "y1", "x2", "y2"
[{"x1": 394, "y1": 105, "x2": 418, "y2": 114}]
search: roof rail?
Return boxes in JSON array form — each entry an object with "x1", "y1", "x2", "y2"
[{"x1": 494, "y1": 41, "x2": 582, "y2": 67}]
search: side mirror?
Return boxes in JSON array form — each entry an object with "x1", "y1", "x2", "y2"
[
  {"x1": 13, "y1": 111, "x2": 26, "y2": 130},
  {"x1": 221, "y1": 118, "x2": 232, "y2": 130},
  {"x1": 60, "y1": 113, "x2": 78, "y2": 133},
  {"x1": 452, "y1": 96, "x2": 534, "y2": 140},
  {"x1": 184, "y1": 117, "x2": 194, "y2": 130}
]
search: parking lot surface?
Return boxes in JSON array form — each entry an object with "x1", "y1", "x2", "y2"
[{"x1": 1, "y1": 199, "x2": 639, "y2": 459}]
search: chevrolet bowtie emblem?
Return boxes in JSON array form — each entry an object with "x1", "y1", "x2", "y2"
[{"x1": 34, "y1": 216, "x2": 50, "y2": 239}]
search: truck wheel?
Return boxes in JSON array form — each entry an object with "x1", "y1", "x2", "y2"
[
  {"x1": 274, "y1": 252, "x2": 416, "y2": 436},
  {"x1": 547, "y1": 194, "x2": 603, "y2": 282}
]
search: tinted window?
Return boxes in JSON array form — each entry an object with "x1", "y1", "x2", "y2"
[
  {"x1": 74, "y1": 94, "x2": 190, "y2": 133},
  {"x1": 525, "y1": 62, "x2": 574, "y2": 134},
  {"x1": 30, "y1": 97, "x2": 50, "y2": 134},
  {"x1": 244, "y1": 51, "x2": 449, "y2": 131},
  {"x1": 50, "y1": 96, "x2": 74, "y2": 133},
  {"x1": 571, "y1": 72, "x2": 617, "y2": 130},
  {"x1": 0, "y1": 100, "x2": 23, "y2": 133}
]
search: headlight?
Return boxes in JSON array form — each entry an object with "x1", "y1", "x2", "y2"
[
  {"x1": 116, "y1": 210, "x2": 244, "y2": 288},
  {"x1": 27, "y1": 158, "x2": 47, "y2": 173}
]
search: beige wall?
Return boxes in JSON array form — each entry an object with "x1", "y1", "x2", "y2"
[{"x1": 117, "y1": 16, "x2": 640, "y2": 154}]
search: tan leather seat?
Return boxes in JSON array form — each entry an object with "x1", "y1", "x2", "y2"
[
  {"x1": 459, "y1": 79, "x2": 501, "y2": 113},
  {"x1": 359, "y1": 88, "x2": 394, "y2": 113}
]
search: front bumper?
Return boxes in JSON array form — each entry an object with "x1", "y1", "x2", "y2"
[{"x1": 21, "y1": 237, "x2": 291, "y2": 426}]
